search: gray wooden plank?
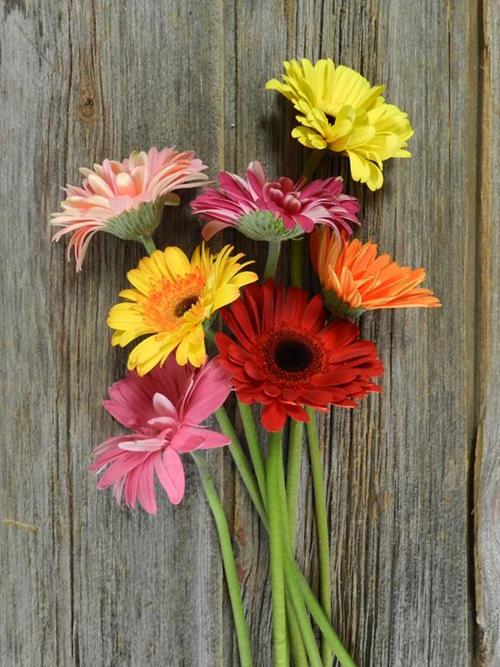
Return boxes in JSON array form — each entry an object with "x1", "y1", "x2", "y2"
[
  {"x1": 0, "y1": 3, "x2": 73, "y2": 664},
  {"x1": 226, "y1": 1, "x2": 478, "y2": 665},
  {"x1": 475, "y1": 0, "x2": 500, "y2": 663},
  {"x1": 0, "y1": 0, "x2": 494, "y2": 666},
  {"x1": 311, "y1": 2, "x2": 478, "y2": 665},
  {"x1": 1, "y1": 1, "x2": 229, "y2": 665},
  {"x1": 222, "y1": 4, "x2": 293, "y2": 664}
]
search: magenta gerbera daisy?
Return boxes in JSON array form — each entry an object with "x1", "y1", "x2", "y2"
[{"x1": 191, "y1": 160, "x2": 359, "y2": 242}]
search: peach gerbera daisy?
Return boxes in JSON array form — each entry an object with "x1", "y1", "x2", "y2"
[
  {"x1": 311, "y1": 228, "x2": 441, "y2": 318},
  {"x1": 108, "y1": 243, "x2": 258, "y2": 375},
  {"x1": 51, "y1": 147, "x2": 208, "y2": 270}
]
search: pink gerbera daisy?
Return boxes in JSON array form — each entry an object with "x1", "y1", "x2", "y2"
[
  {"x1": 51, "y1": 147, "x2": 208, "y2": 271},
  {"x1": 190, "y1": 160, "x2": 359, "y2": 242},
  {"x1": 90, "y1": 356, "x2": 231, "y2": 513}
]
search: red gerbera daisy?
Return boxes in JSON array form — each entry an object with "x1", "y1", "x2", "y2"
[{"x1": 216, "y1": 281, "x2": 384, "y2": 431}]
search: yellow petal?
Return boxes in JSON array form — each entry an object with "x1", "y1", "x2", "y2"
[
  {"x1": 347, "y1": 151, "x2": 371, "y2": 184},
  {"x1": 107, "y1": 302, "x2": 146, "y2": 329},
  {"x1": 231, "y1": 270, "x2": 259, "y2": 288},
  {"x1": 212, "y1": 284, "x2": 241, "y2": 310},
  {"x1": 161, "y1": 246, "x2": 192, "y2": 278},
  {"x1": 128, "y1": 335, "x2": 173, "y2": 376},
  {"x1": 118, "y1": 289, "x2": 139, "y2": 302},
  {"x1": 292, "y1": 126, "x2": 327, "y2": 149}
]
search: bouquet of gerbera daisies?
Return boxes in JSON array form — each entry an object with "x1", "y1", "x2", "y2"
[{"x1": 51, "y1": 58, "x2": 440, "y2": 667}]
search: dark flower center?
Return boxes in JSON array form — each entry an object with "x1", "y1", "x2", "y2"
[
  {"x1": 263, "y1": 330, "x2": 323, "y2": 382},
  {"x1": 274, "y1": 339, "x2": 314, "y2": 373},
  {"x1": 175, "y1": 295, "x2": 199, "y2": 317}
]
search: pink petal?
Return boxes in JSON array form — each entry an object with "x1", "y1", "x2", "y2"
[
  {"x1": 118, "y1": 437, "x2": 164, "y2": 452},
  {"x1": 197, "y1": 429, "x2": 231, "y2": 450},
  {"x1": 148, "y1": 416, "x2": 179, "y2": 430},
  {"x1": 171, "y1": 425, "x2": 230, "y2": 453},
  {"x1": 181, "y1": 359, "x2": 232, "y2": 424},
  {"x1": 104, "y1": 359, "x2": 193, "y2": 433},
  {"x1": 123, "y1": 464, "x2": 142, "y2": 508},
  {"x1": 104, "y1": 373, "x2": 157, "y2": 430},
  {"x1": 153, "y1": 392, "x2": 179, "y2": 420},
  {"x1": 154, "y1": 448, "x2": 185, "y2": 505},
  {"x1": 202, "y1": 220, "x2": 232, "y2": 240},
  {"x1": 97, "y1": 451, "x2": 148, "y2": 489},
  {"x1": 246, "y1": 161, "x2": 267, "y2": 197},
  {"x1": 91, "y1": 435, "x2": 133, "y2": 463},
  {"x1": 170, "y1": 427, "x2": 206, "y2": 453},
  {"x1": 137, "y1": 456, "x2": 157, "y2": 514}
]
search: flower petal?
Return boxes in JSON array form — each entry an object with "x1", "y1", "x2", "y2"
[
  {"x1": 154, "y1": 448, "x2": 185, "y2": 505},
  {"x1": 181, "y1": 359, "x2": 232, "y2": 424}
]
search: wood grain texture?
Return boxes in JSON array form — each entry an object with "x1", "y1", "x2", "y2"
[
  {"x1": 474, "y1": 0, "x2": 500, "y2": 664},
  {"x1": 0, "y1": 1, "x2": 496, "y2": 666}
]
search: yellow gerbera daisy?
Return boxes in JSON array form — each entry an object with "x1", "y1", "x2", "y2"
[
  {"x1": 266, "y1": 58, "x2": 414, "y2": 190},
  {"x1": 108, "y1": 244, "x2": 258, "y2": 374}
]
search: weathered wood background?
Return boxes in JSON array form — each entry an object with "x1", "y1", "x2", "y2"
[{"x1": 1, "y1": 1, "x2": 498, "y2": 665}]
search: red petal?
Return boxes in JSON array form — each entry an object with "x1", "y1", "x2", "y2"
[
  {"x1": 243, "y1": 361, "x2": 267, "y2": 380},
  {"x1": 264, "y1": 384, "x2": 282, "y2": 397},
  {"x1": 323, "y1": 320, "x2": 359, "y2": 348},
  {"x1": 284, "y1": 402, "x2": 309, "y2": 423},
  {"x1": 262, "y1": 281, "x2": 278, "y2": 329},
  {"x1": 302, "y1": 295, "x2": 326, "y2": 331},
  {"x1": 261, "y1": 401, "x2": 287, "y2": 432},
  {"x1": 314, "y1": 368, "x2": 358, "y2": 386},
  {"x1": 298, "y1": 387, "x2": 333, "y2": 405}
]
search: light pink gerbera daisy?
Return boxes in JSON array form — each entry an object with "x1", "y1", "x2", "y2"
[
  {"x1": 190, "y1": 160, "x2": 359, "y2": 242},
  {"x1": 90, "y1": 356, "x2": 231, "y2": 513},
  {"x1": 51, "y1": 147, "x2": 208, "y2": 271}
]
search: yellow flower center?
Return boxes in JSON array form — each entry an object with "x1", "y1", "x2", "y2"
[{"x1": 139, "y1": 270, "x2": 205, "y2": 330}]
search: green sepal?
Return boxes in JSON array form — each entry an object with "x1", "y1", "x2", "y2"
[
  {"x1": 237, "y1": 210, "x2": 303, "y2": 241},
  {"x1": 104, "y1": 197, "x2": 176, "y2": 241},
  {"x1": 323, "y1": 289, "x2": 365, "y2": 320}
]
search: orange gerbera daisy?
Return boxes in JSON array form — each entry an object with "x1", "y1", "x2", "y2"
[{"x1": 311, "y1": 228, "x2": 441, "y2": 318}]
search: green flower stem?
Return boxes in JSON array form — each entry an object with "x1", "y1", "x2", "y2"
[
  {"x1": 287, "y1": 558, "x2": 356, "y2": 667},
  {"x1": 232, "y1": 405, "x2": 309, "y2": 666},
  {"x1": 290, "y1": 240, "x2": 304, "y2": 287},
  {"x1": 303, "y1": 149, "x2": 325, "y2": 181},
  {"x1": 192, "y1": 453, "x2": 253, "y2": 667},
  {"x1": 286, "y1": 419, "x2": 304, "y2": 554},
  {"x1": 221, "y1": 413, "x2": 356, "y2": 666},
  {"x1": 204, "y1": 323, "x2": 216, "y2": 347},
  {"x1": 237, "y1": 401, "x2": 267, "y2": 505},
  {"x1": 288, "y1": 178, "x2": 336, "y2": 664},
  {"x1": 285, "y1": 578, "x2": 322, "y2": 667},
  {"x1": 140, "y1": 235, "x2": 157, "y2": 255},
  {"x1": 215, "y1": 407, "x2": 267, "y2": 526},
  {"x1": 276, "y1": 435, "x2": 323, "y2": 667},
  {"x1": 289, "y1": 150, "x2": 325, "y2": 287},
  {"x1": 306, "y1": 406, "x2": 333, "y2": 667},
  {"x1": 267, "y1": 431, "x2": 288, "y2": 666},
  {"x1": 285, "y1": 598, "x2": 308, "y2": 667},
  {"x1": 263, "y1": 240, "x2": 282, "y2": 280}
]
